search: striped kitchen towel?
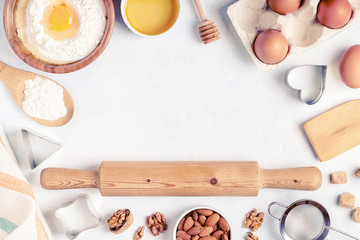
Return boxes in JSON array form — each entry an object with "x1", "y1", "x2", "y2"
[{"x1": 0, "y1": 126, "x2": 52, "y2": 240}]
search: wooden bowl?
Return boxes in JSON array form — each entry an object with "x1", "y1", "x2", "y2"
[{"x1": 3, "y1": 0, "x2": 115, "y2": 74}]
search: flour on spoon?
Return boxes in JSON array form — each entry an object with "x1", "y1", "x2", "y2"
[{"x1": 23, "y1": 76, "x2": 67, "y2": 121}]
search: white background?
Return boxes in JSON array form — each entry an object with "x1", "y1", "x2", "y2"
[{"x1": 1, "y1": 0, "x2": 360, "y2": 239}]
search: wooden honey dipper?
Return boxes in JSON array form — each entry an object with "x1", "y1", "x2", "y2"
[{"x1": 194, "y1": 0, "x2": 220, "y2": 44}]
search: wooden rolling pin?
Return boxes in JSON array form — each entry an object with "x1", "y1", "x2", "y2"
[{"x1": 40, "y1": 161, "x2": 322, "y2": 196}]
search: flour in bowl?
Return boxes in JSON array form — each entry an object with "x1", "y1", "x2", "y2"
[
  {"x1": 23, "y1": 76, "x2": 67, "y2": 121},
  {"x1": 15, "y1": 0, "x2": 106, "y2": 64}
]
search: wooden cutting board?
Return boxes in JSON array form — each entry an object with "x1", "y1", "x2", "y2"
[
  {"x1": 40, "y1": 161, "x2": 322, "y2": 196},
  {"x1": 304, "y1": 100, "x2": 360, "y2": 162}
]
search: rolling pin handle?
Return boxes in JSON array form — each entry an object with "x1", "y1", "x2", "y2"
[
  {"x1": 261, "y1": 167, "x2": 322, "y2": 191},
  {"x1": 40, "y1": 168, "x2": 99, "y2": 190},
  {"x1": 268, "y1": 202, "x2": 288, "y2": 221}
]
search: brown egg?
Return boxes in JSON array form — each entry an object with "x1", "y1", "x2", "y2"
[
  {"x1": 339, "y1": 45, "x2": 360, "y2": 88},
  {"x1": 253, "y1": 29, "x2": 289, "y2": 64},
  {"x1": 317, "y1": 0, "x2": 352, "y2": 29},
  {"x1": 268, "y1": 0, "x2": 302, "y2": 15}
]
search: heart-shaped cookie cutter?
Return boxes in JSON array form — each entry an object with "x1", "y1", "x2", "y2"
[{"x1": 285, "y1": 65, "x2": 327, "y2": 105}]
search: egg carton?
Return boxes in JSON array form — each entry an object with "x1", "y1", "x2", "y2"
[{"x1": 227, "y1": 0, "x2": 360, "y2": 71}]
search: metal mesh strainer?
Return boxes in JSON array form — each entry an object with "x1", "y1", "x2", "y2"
[{"x1": 268, "y1": 200, "x2": 360, "y2": 240}]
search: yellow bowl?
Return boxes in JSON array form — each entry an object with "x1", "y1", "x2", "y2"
[
  {"x1": 3, "y1": 0, "x2": 115, "y2": 74},
  {"x1": 121, "y1": 0, "x2": 180, "y2": 37}
]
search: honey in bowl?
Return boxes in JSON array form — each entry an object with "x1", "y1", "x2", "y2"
[{"x1": 125, "y1": 0, "x2": 179, "y2": 36}]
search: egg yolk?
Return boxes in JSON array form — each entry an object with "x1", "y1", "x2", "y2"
[
  {"x1": 41, "y1": 1, "x2": 80, "y2": 41},
  {"x1": 49, "y1": 4, "x2": 71, "y2": 31}
]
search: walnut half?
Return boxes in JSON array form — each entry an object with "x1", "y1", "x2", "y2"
[
  {"x1": 107, "y1": 209, "x2": 134, "y2": 234},
  {"x1": 243, "y1": 209, "x2": 264, "y2": 232},
  {"x1": 147, "y1": 212, "x2": 167, "y2": 236}
]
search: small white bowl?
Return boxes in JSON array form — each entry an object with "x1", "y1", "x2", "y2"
[
  {"x1": 120, "y1": 0, "x2": 180, "y2": 37},
  {"x1": 173, "y1": 206, "x2": 232, "y2": 240}
]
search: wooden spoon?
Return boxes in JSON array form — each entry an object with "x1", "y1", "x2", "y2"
[
  {"x1": 0, "y1": 61, "x2": 74, "y2": 127},
  {"x1": 194, "y1": 0, "x2": 220, "y2": 44}
]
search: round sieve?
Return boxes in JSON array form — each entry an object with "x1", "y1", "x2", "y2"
[{"x1": 268, "y1": 199, "x2": 360, "y2": 240}]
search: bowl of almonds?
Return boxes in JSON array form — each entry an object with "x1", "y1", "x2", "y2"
[{"x1": 174, "y1": 207, "x2": 231, "y2": 240}]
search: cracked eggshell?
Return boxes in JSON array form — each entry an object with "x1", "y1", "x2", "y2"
[{"x1": 228, "y1": 0, "x2": 360, "y2": 71}]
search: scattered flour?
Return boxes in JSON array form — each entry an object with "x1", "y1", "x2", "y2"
[{"x1": 23, "y1": 76, "x2": 67, "y2": 121}]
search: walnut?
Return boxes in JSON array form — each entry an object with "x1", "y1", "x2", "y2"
[
  {"x1": 243, "y1": 209, "x2": 264, "y2": 232},
  {"x1": 245, "y1": 232, "x2": 259, "y2": 240},
  {"x1": 107, "y1": 209, "x2": 133, "y2": 234},
  {"x1": 147, "y1": 212, "x2": 167, "y2": 236},
  {"x1": 134, "y1": 226, "x2": 145, "y2": 240}
]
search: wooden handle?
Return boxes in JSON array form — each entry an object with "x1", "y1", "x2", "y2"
[
  {"x1": 261, "y1": 167, "x2": 322, "y2": 191},
  {"x1": 305, "y1": 100, "x2": 360, "y2": 162},
  {"x1": 40, "y1": 168, "x2": 98, "y2": 190},
  {"x1": 0, "y1": 61, "x2": 15, "y2": 87},
  {"x1": 41, "y1": 162, "x2": 322, "y2": 196},
  {"x1": 194, "y1": 0, "x2": 207, "y2": 21},
  {"x1": 0, "y1": 60, "x2": 26, "y2": 85},
  {"x1": 0, "y1": 61, "x2": 7, "y2": 74},
  {"x1": 0, "y1": 60, "x2": 33, "y2": 106}
]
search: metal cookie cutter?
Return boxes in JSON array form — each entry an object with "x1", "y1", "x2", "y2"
[
  {"x1": 268, "y1": 199, "x2": 360, "y2": 240},
  {"x1": 55, "y1": 195, "x2": 101, "y2": 239},
  {"x1": 21, "y1": 128, "x2": 63, "y2": 169},
  {"x1": 285, "y1": 65, "x2": 327, "y2": 105}
]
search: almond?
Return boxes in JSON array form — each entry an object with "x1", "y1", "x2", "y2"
[
  {"x1": 178, "y1": 217, "x2": 186, "y2": 231},
  {"x1": 197, "y1": 209, "x2": 213, "y2": 216},
  {"x1": 212, "y1": 230, "x2": 224, "y2": 240},
  {"x1": 205, "y1": 213, "x2": 220, "y2": 227},
  {"x1": 192, "y1": 211, "x2": 199, "y2": 221},
  {"x1": 199, "y1": 227, "x2": 213, "y2": 237},
  {"x1": 187, "y1": 227, "x2": 203, "y2": 235},
  {"x1": 184, "y1": 217, "x2": 195, "y2": 232},
  {"x1": 212, "y1": 224, "x2": 218, "y2": 233},
  {"x1": 192, "y1": 236, "x2": 200, "y2": 240},
  {"x1": 177, "y1": 230, "x2": 191, "y2": 240},
  {"x1": 221, "y1": 234, "x2": 228, "y2": 240},
  {"x1": 194, "y1": 221, "x2": 202, "y2": 227},
  {"x1": 200, "y1": 236, "x2": 216, "y2": 240},
  {"x1": 198, "y1": 215, "x2": 206, "y2": 226},
  {"x1": 218, "y1": 217, "x2": 230, "y2": 232}
]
